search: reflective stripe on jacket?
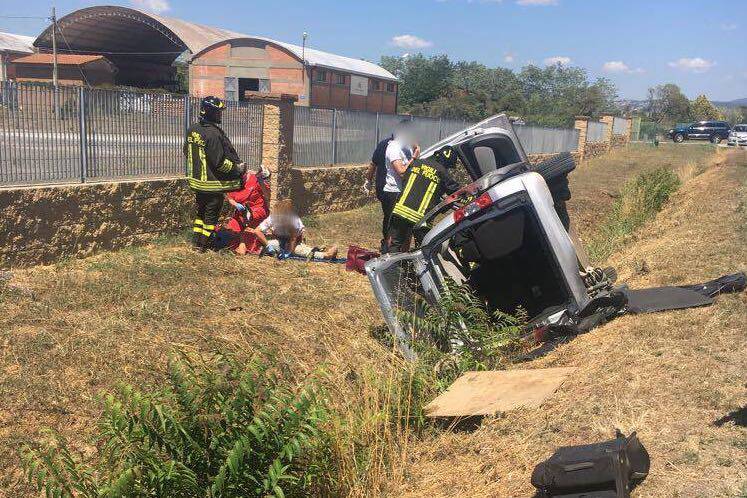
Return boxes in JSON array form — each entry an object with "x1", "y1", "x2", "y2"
[
  {"x1": 184, "y1": 121, "x2": 244, "y2": 192},
  {"x1": 392, "y1": 158, "x2": 459, "y2": 225}
]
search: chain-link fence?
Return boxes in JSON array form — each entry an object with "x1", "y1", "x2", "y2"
[
  {"x1": 0, "y1": 82, "x2": 263, "y2": 187},
  {"x1": 293, "y1": 107, "x2": 469, "y2": 167},
  {"x1": 586, "y1": 120, "x2": 607, "y2": 143}
]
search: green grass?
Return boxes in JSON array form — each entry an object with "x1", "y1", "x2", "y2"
[{"x1": 587, "y1": 166, "x2": 682, "y2": 262}]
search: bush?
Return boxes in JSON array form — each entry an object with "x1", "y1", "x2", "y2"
[
  {"x1": 415, "y1": 280, "x2": 526, "y2": 389},
  {"x1": 21, "y1": 353, "x2": 326, "y2": 498},
  {"x1": 589, "y1": 167, "x2": 681, "y2": 262}
]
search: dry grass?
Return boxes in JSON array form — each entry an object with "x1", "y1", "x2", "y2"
[
  {"x1": 0, "y1": 144, "x2": 741, "y2": 497},
  {"x1": 391, "y1": 148, "x2": 747, "y2": 497}
]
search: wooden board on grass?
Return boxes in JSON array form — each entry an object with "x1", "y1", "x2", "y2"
[{"x1": 424, "y1": 367, "x2": 576, "y2": 418}]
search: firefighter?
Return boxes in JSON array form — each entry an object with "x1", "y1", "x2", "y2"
[
  {"x1": 386, "y1": 145, "x2": 461, "y2": 253},
  {"x1": 184, "y1": 96, "x2": 246, "y2": 252}
]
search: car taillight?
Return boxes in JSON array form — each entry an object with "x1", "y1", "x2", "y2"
[{"x1": 453, "y1": 192, "x2": 493, "y2": 223}]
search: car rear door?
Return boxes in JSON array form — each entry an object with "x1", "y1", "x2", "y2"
[{"x1": 688, "y1": 122, "x2": 707, "y2": 139}]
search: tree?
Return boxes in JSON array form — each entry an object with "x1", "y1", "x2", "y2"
[
  {"x1": 646, "y1": 83, "x2": 691, "y2": 124},
  {"x1": 380, "y1": 54, "x2": 453, "y2": 110},
  {"x1": 690, "y1": 94, "x2": 722, "y2": 121}
]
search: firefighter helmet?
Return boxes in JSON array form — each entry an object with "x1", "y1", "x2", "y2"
[
  {"x1": 199, "y1": 96, "x2": 226, "y2": 124},
  {"x1": 433, "y1": 145, "x2": 458, "y2": 168}
]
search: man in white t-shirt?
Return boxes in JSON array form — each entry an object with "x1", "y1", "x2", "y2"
[
  {"x1": 380, "y1": 120, "x2": 419, "y2": 251},
  {"x1": 254, "y1": 199, "x2": 338, "y2": 259}
]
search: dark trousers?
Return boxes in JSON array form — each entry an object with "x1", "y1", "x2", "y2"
[
  {"x1": 193, "y1": 191, "x2": 224, "y2": 251},
  {"x1": 378, "y1": 190, "x2": 399, "y2": 252}
]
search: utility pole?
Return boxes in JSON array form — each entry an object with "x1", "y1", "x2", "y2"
[{"x1": 50, "y1": 7, "x2": 58, "y2": 88}]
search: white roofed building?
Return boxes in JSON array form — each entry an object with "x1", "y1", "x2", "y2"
[
  {"x1": 0, "y1": 31, "x2": 34, "y2": 81},
  {"x1": 32, "y1": 6, "x2": 398, "y2": 112}
]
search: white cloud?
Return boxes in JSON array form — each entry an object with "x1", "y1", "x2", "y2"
[
  {"x1": 517, "y1": 0, "x2": 558, "y2": 5},
  {"x1": 602, "y1": 61, "x2": 644, "y2": 74},
  {"x1": 544, "y1": 56, "x2": 571, "y2": 66},
  {"x1": 668, "y1": 57, "x2": 715, "y2": 73},
  {"x1": 504, "y1": 52, "x2": 515, "y2": 63},
  {"x1": 721, "y1": 22, "x2": 737, "y2": 31},
  {"x1": 390, "y1": 34, "x2": 433, "y2": 50},
  {"x1": 131, "y1": 0, "x2": 170, "y2": 13}
]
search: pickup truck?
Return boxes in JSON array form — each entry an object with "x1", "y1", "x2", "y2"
[{"x1": 667, "y1": 121, "x2": 731, "y2": 144}]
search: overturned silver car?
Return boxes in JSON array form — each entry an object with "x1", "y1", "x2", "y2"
[{"x1": 365, "y1": 115, "x2": 616, "y2": 359}]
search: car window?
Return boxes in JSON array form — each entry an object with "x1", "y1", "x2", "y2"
[
  {"x1": 735, "y1": 125, "x2": 747, "y2": 132},
  {"x1": 703, "y1": 122, "x2": 716, "y2": 127}
]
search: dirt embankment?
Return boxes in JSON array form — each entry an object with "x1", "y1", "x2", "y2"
[{"x1": 391, "y1": 149, "x2": 747, "y2": 497}]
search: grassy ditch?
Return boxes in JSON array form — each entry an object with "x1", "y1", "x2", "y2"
[{"x1": 587, "y1": 167, "x2": 682, "y2": 262}]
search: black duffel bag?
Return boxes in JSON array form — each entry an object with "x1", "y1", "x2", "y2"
[{"x1": 531, "y1": 430, "x2": 650, "y2": 498}]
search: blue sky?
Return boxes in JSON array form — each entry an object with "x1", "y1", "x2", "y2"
[{"x1": 2, "y1": 0, "x2": 746, "y2": 100}]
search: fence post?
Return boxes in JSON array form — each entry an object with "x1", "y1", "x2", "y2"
[
  {"x1": 183, "y1": 95, "x2": 191, "y2": 176},
  {"x1": 78, "y1": 87, "x2": 88, "y2": 183},
  {"x1": 331, "y1": 109, "x2": 338, "y2": 165},
  {"x1": 573, "y1": 116, "x2": 589, "y2": 161},
  {"x1": 375, "y1": 112, "x2": 380, "y2": 144},
  {"x1": 255, "y1": 94, "x2": 296, "y2": 203}
]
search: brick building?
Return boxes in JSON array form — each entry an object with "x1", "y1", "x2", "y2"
[
  {"x1": 32, "y1": 6, "x2": 398, "y2": 113},
  {"x1": 9, "y1": 53, "x2": 116, "y2": 86},
  {"x1": 0, "y1": 31, "x2": 34, "y2": 82}
]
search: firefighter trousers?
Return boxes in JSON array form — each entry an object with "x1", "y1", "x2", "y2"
[{"x1": 193, "y1": 191, "x2": 224, "y2": 252}]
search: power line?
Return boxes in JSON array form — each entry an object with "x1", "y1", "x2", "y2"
[
  {"x1": 56, "y1": 22, "x2": 90, "y2": 88},
  {"x1": 0, "y1": 15, "x2": 48, "y2": 19}
]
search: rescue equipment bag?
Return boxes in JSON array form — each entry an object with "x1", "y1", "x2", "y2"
[
  {"x1": 346, "y1": 245, "x2": 380, "y2": 275},
  {"x1": 531, "y1": 430, "x2": 650, "y2": 498}
]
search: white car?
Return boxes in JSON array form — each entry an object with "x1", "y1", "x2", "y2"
[{"x1": 727, "y1": 124, "x2": 747, "y2": 146}]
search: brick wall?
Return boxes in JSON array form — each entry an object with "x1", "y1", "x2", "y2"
[{"x1": 0, "y1": 178, "x2": 192, "y2": 268}]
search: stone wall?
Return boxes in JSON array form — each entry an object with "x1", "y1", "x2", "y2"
[
  {"x1": 289, "y1": 164, "x2": 372, "y2": 216},
  {"x1": 584, "y1": 141, "x2": 608, "y2": 159},
  {"x1": 611, "y1": 134, "x2": 628, "y2": 147},
  {"x1": 0, "y1": 178, "x2": 192, "y2": 268}
]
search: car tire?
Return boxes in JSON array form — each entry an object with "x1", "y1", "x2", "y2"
[
  {"x1": 530, "y1": 152, "x2": 576, "y2": 182},
  {"x1": 710, "y1": 135, "x2": 722, "y2": 144},
  {"x1": 673, "y1": 133, "x2": 684, "y2": 143}
]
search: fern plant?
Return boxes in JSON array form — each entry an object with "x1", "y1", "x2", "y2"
[
  {"x1": 21, "y1": 352, "x2": 326, "y2": 498},
  {"x1": 413, "y1": 279, "x2": 526, "y2": 387}
]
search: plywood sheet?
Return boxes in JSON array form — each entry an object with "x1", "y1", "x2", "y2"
[{"x1": 424, "y1": 367, "x2": 576, "y2": 418}]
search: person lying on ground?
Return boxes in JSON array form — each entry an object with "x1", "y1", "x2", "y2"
[
  {"x1": 218, "y1": 167, "x2": 270, "y2": 255},
  {"x1": 251, "y1": 199, "x2": 339, "y2": 260}
]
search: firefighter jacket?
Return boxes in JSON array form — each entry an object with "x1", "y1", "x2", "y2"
[
  {"x1": 183, "y1": 121, "x2": 245, "y2": 192},
  {"x1": 392, "y1": 157, "x2": 460, "y2": 225}
]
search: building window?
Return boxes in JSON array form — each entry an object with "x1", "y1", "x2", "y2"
[
  {"x1": 386, "y1": 82, "x2": 396, "y2": 92},
  {"x1": 371, "y1": 80, "x2": 381, "y2": 91},
  {"x1": 314, "y1": 70, "x2": 327, "y2": 82},
  {"x1": 336, "y1": 73, "x2": 346, "y2": 85}
]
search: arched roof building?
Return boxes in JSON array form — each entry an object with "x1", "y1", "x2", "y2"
[{"x1": 33, "y1": 6, "x2": 398, "y2": 112}]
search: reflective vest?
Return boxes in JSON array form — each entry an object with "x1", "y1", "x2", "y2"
[
  {"x1": 392, "y1": 159, "x2": 444, "y2": 224},
  {"x1": 184, "y1": 121, "x2": 244, "y2": 192}
]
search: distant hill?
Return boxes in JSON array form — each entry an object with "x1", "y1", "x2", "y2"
[{"x1": 713, "y1": 98, "x2": 747, "y2": 108}]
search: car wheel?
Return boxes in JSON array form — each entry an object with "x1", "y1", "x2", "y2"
[
  {"x1": 530, "y1": 152, "x2": 576, "y2": 182},
  {"x1": 673, "y1": 133, "x2": 684, "y2": 143},
  {"x1": 710, "y1": 135, "x2": 721, "y2": 144}
]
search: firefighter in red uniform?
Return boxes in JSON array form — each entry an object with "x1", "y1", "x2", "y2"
[{"x1": 223, "y1": 168, "x2": 271, "y2": 255}]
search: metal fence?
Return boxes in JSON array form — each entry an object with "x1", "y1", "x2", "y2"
[
  {"x1": 293, "y1": 107, "x2": 469, "y2": 166},
  {"x1": 293, "y1": 106, "x2": 586, "y2": 166},
  {"x1": 514, "y1": 125, "x2": 579, "y2": 154},
  {"x1": 612, "y1": 116, "x2": 629, "y2": 135},
  {"x1": 587, "y1": 120, "x2": 607, "y2": 143},
  {"x1": 0, "y1": 82, "x2": 263, "y2": 187}
]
